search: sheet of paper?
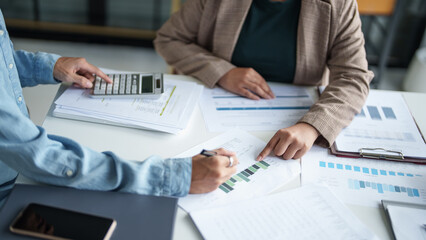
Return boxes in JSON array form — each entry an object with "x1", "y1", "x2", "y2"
[
  {"x1": 190, "y1": 185, "x2": 379, "y2": 240},
  {"x1": 302, "y1": 146, "x2": 426, "y2": 207},
  {"x1": 176, "y1": 130, "x2": 300, "y2": 213},
  {"x1": 334, "y1": 90, "x2": 426, "y2": 159},
  {"x1": 200, "y1": 83, "x2": 313, "y2": 132},
  {"x1": 387, "y1": 205, "x2": 426, "y2": 240},
  {"x1": 53, "y1": 78, "x2": 203, "y2": 134}
]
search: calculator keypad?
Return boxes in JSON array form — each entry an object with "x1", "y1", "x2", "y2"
[{"x1": 93, "y1": 74, "x2": 141, "y2": 95}]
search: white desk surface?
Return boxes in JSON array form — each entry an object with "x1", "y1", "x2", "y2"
[{"x1": 38, "y1": 74, "x2": 426, "y2": 240}]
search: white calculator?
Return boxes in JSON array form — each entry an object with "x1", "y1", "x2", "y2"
[{"x1": 90, "y1": 73, "x2": 164, "y2": 98}]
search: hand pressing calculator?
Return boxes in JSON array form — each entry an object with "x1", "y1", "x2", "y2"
[{"x1": 90, "y1": 73, "x2": 164, "y2": 98}]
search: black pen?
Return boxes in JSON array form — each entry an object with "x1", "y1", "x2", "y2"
[
  {"x1": 200, "y1": 149, "x2": 235, "y2": 167},
  {"x1": 200, "y1": 149, "x2": 217, "y2": 157}
]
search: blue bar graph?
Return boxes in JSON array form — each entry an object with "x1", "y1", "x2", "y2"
[
  {"x1": 318, "y1": 161, "x2": 422, "y2": 178},
  {"x1": 382, "y1": 107, "x2": 397, "y2": 119},
  {"x1": 348, "y1": 179, "x2": 420, "y2": 198},
  {"x1": 357, "y1": 108, "x2": 366, "y2": 117},
  {"x1": 367, "y1": 106, "x2": 382, "y2": 120}
]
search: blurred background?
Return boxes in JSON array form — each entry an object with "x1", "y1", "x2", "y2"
[{"x1": 0, "y1": 0, "x2": 425, "y2": 125}]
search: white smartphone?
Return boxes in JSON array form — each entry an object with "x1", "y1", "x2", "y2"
[{"x1": 9, "y1": 203, "x2": 117, "y2": 240}]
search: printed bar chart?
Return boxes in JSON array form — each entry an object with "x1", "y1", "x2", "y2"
[
  {"x1": 348, "y1": 179, "x2": 420, "y2": 197},
  {"x1": 319, "y1": 161, "x2": 422, "y2": 178},
  {"x1": 357, "y1": 108, "x2": 366, "y2": 117},
  {"x1": 219, "y1": 161, "x2": 270, "y2": 193},
  {"x1": 302, "y1": 146, "x2": 426, "y2": 208},
  {"x1": 367, "y1": 106, "x2": 382, "y2": 120},
  {"x1": 382, "y1": 107, "x2": 397, "y2": 119},
  {"x1": 359, "y1": 105, "x2": 397, "y2": 120}
]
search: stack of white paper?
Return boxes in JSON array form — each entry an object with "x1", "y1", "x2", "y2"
[
  {"x1": 190, "y1": 185, "x2": 379, "y2": 240},
  {"x1": 53, "y1": 76, "x2": 203, "y2": 134}
]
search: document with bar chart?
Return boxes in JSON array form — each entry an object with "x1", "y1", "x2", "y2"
[
  {"x1": 199, "y1": 83, "x2": 314, "y2": 132},
  {"x1": 333, "y1": 90, "x2": 426, "y2": 160},
  {"x1": 190, "y1": 185, "x2": 379, "y2": 240},
  {"x1": 176, "y1": 130, "x2": 300, "y2": 213},
  {"x1": 302, "y1": 146, "x2": 426, "y2": 207}
]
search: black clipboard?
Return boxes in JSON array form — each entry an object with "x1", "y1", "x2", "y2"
[{"x1": 330, "y1": 145, "x2": 426, "y2": 164}]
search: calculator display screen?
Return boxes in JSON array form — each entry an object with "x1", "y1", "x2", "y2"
[{"x1": 142, "y1": 76, "x2": 154, "y2": 93}]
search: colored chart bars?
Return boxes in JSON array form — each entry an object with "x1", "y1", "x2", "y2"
[
  {"x1": 357, "y1": 105, "x2": 397, "y2": 120},
  {"x1": 318, "y1": 161, "x2": 422, "y2": 178},
  {"x1": 219, "y1": 161, "x2": 270, "y2": 193},
  {"x1": 348, "y1": 179, "x2": 420, "y2": 197}
]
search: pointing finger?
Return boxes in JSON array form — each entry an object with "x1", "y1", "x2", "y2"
[
  {"x1": 257, "y1": 136, "x2": 279, "y2": 161},
  {"x1": 79, "y1": 62, "x2": 112, "y2": 83}
]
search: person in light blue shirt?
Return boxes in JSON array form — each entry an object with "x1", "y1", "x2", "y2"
[{"x1": 0, "y1": 9, "x2": 238, "y2": 208}]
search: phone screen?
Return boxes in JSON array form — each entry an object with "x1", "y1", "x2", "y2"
[{"x1": 10, "y1": 203, "x2": 116, "y2": 240}]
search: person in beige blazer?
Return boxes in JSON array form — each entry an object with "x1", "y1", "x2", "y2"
[{"x1": 154, "y1": 0, "x2": 374, "y2": 160}]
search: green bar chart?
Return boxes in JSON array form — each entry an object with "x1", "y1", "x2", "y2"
[{"x1": 219, "y1": 161, "x2": 270, "y2": 193}]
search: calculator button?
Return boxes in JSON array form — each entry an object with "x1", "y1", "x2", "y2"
[
  {"x1": 119, "y1": 80, "x2": 125, "y2": 94},
  {"x1": 126, "y1": 78, "x2": 132, "y2": 94},
  {"x1": 95, "y1": 77, "x2": 101, "y2": 89},
  {"x1": 100, "y1": 80, "x2": 107, "y2": 94},
  {"x1": 113, "y1": 80, "x2": 119, "y2": 95},
  {"x1": 106, "y1": 83, "x2": 113, "y2": 94}
]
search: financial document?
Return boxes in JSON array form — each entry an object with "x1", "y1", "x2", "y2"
[
  {"x1": 200, "y1": 84, "x2": 313, "y2": 132},
  {"x1": 176, "y1": 130, "x2": 300, "y2": 213},
  {"x1": 387, "y1": 205, "x2": 426, "y2": 240},
  {"x1": 302, "y1": 146, "x2": 426, "y2": 207},
  {"x1": 190, "y1": 185, "x2": 379, "y2": 240},
  {"x1": 53, "y1": 77, "x2": 203, "y2": 134},
  {"x1": 334, "y1": 90, "x2": 426, "y2": 159}
]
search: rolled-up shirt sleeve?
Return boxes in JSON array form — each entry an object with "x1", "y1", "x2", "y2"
[
  {"x1": 13, "y1": 50, "x2": 61, "y2": 87},
  {"x1": 0, "y1": 19, "x2": 192, "y2": 197},
  {"x1": 0, "y1": 56, "x2": 192, "y2": 197},
  {"x1": 0, "y1": 100, "x2": 192, "y2": 196}
]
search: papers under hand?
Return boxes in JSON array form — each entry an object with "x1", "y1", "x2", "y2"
[
  {"x1": 190, "y1": 185, "x2": 379, "y2": 240},
  {"x1": 200, "y1": 83, "x2": 314, "y2": 132},
  {"x1": 175, "y1": 130, "x2": 301, "y2": 213},
  {"x1": 53, "y1": 75, "x2": 203, "y2": 134}
]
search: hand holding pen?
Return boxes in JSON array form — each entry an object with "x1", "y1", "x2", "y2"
[{"x1": 189, "y1": 148, "x2": 239, "y2": 194}]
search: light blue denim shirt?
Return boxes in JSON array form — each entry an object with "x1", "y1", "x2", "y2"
[{"x1": 0, "y1": 10, "x2": 191, "y2": 208}]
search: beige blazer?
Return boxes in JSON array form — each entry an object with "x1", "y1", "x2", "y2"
[{"x1": 154, "y1": 0, "x2": 374, "y2": 147}]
